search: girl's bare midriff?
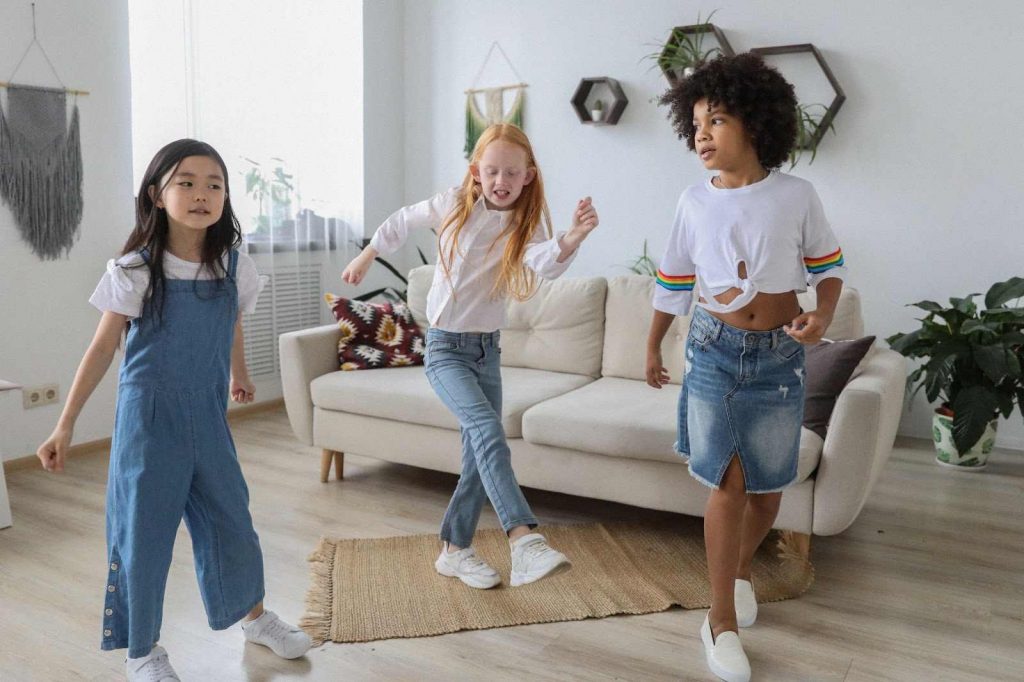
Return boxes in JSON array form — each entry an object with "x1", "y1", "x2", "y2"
[{"x1": 699, "y1": 288, "x2": 800, "y2": 331}]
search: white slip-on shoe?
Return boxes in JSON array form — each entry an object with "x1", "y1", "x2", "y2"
[
  {"x1": 126, "y1": 645, "x2": 180, "y2": 682},
  {"x1": 434, "y1": 545, "x2": 502, "y2": 589},
  {"x1": 509, "y1": 533, "x2": 571, "y2": 586},
  {"x1": 735, "y1": 578, "x2": 758, "y2": 627},
  {"x1": 242, "y1": 610, "x2": 313, "y2": 659},
  {"x1": 700, "y1": 613, "x2": 751, "y2": 682}
]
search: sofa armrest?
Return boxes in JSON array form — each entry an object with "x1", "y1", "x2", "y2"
[
  {"x1": 812, "y1": 348, "x2": 906, "y2": 535},
  {"x1": 279, "y1": 324, "x2": 341, "y2": 445}
]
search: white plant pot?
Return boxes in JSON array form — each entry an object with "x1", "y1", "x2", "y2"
[
  {"x1": 932, "y1": 410, "x2": 997, "y2": 471},
  {"x1": 590, "y1": 109, "x2": 604, "y2": 123}
]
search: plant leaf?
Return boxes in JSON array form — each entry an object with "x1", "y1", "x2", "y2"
[
  {"x1": 951, "y1": 386, "x2": 998, "y2": 454},
  {"x1": 985, "y1": 277, "x2": 1024, "y2": 309},
  {"x1": 910, "y1": 300, "x2": 944, "y2": 313},
  {"x1": 973, "y1": 344, "x2": 1019, "y2": 383}
]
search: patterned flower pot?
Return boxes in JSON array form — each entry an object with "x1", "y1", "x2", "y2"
[{"x1": 932, "y1": 409, "x2": 997, "y2": 471}]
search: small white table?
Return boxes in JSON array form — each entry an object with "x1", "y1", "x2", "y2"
[{"x1": 0, "y1": 379, "x2": 19, "y2": 529}]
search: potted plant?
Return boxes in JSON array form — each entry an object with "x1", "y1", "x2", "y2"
[
  {"x1": 788, "y1": 103, "x2": 836, "y2": 169},
  {"x1": 645, "y1": 10, "x2": 723, "y2": 84},
  {"x1": 624, "y1": 239, "x2": 658, "y2": 277},
  {"x1": 886, "y1": 277, "x2": 1024, "y2": 470},
  {"x1": 590, "y1": 98, "x2": 605, "y2": 123}
]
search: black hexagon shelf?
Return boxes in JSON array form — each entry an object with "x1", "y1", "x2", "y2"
[
  {"x1": 659, "y1": 23, "x2": 735, "y2": 87},
  {"x1": 571, "y1": 77, "x2": 628, "y2": 126},
  {"x1": 750, "y1": 43, "x2": 846, "y2": 151}
]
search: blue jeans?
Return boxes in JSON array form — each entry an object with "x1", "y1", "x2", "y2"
[{"x1": 424, "y1": 328, "x2": 538, "y2": 548}]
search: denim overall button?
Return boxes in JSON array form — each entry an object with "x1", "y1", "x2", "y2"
[
  {"x1": 105, "y1": 608, "x2": 113, "y2": 616},
  {"x1": 103, "y1": 629, "x2": 112, "y2": 637},
  {"x1": 107, "y1": 585, "x2": 115, "y2": 592},
  {"x1": 110, "y1": 562, "x2": 118, "y2": 571}
]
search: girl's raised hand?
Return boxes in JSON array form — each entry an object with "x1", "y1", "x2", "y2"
[
  {"x1": 37, "y1": 426, "x2": 72, "y2": 473},
  {"x1": 571, "y1": 196, "x2": 599, "y2": 236}
]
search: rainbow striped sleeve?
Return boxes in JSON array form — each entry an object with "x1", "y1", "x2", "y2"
[
  {"x1": 656, "y1": 269, "x2": 695, "y2": 291},
  {"x1": 804, "y1": 248, "x2": 844, "y2": 274}
]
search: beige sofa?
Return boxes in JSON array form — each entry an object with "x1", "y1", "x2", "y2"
[{"x1": 280, "y1": 266, "x2": 905, "y2": 536}]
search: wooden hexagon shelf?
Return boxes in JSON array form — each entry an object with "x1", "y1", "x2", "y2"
[
  {"x1": 659, "y1": 23, "x2": 736, "y2": 87},
  {"x1": 571, "y1": 77, "x2": 628, "y2": 126},
  {"x1": 750, "y1": 43, "x2": 846, "y2": 151}
]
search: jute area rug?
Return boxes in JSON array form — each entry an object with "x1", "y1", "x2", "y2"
[{"x1": 300, "y1": 519, "x2": 813, "y2": 644}]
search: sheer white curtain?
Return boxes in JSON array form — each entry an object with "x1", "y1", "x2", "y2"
[{"x1": 130, "y1": 0, "x2": 363, "y2": 381}]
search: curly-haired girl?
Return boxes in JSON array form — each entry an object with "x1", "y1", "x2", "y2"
[{"x1": 646, "y1": 54, "x2": 847, "y2": 682}]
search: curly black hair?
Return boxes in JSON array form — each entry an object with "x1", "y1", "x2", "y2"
[{"x1": 659, "y1": 53, "x2": 797, "y2": 169}]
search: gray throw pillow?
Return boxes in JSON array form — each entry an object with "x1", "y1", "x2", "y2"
[{"x1": 803, "y1": 336, "x2": 876, "y2": 439}]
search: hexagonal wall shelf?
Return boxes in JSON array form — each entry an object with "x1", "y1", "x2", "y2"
[
  {"x1": 571, "y1": 77, "x2": 628, "y2": 126},
  {"x1": 750, "y1": 43, "x2": 846, "y2": 151},
  {"x1": 659, "y1": 23, "x2": 735, "y2": 87}
]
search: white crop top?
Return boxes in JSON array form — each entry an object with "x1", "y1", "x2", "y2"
[{"x1": 652, "y1": 170, "x2": 847, "y2": 316}]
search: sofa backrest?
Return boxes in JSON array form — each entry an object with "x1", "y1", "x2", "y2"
[
  {"x1": 406, "y1": 265, "x2": 607, "y2": 378},
  {"x1": 601, "y1": 275, "x2": 865, "y2": 385}
]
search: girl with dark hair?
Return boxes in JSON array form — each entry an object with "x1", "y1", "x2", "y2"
[
  {"x1": 646, "y1": 55, "x2": 848, "y2": 682},
  {"x1": 36, "y1": 139, "x2": 311, "y2": 680}
]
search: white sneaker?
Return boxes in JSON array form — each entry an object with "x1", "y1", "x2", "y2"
[
  {"x1": 700, "y1": 613, "x2": 751, "y2": 682},
  {"x1": 735, "y1": 579, "x2": 758, "y2": 627},
  {"x1": 126, "y1": 645, "x2": 180, "y2": 682},
  {"x1": 509, "y1": 533, "x2": 571, "y2": 586},
  {"x1": 435, "y1": 545, "x2": 502, "y2": 589},
  {"x1": 242, "y1": 610, "x2": 312, "y2": 659}
]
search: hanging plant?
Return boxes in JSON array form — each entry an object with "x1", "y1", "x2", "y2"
[
  {"x1": 644, "y1": 10, "x2": 725, "y2": 85},
  {"x1": 788, "y1": 103, "x2": 837, "y2": 169}
]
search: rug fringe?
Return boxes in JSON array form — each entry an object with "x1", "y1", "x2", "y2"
[{"x1": 299, "y1": 537, "x2": 336, "y2": 646}]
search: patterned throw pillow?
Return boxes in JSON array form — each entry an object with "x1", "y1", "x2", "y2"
[{"x1": 324, "y1": 294, "x2": 426, "y2": 370}]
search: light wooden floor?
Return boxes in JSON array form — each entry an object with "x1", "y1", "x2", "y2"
[{"x1": 1, "y1": 408, "x2": 1022, "y2": 681}]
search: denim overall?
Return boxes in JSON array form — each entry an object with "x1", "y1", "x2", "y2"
[{"x1": 101, "y1": 250, "x2": 264, "y2": 658}]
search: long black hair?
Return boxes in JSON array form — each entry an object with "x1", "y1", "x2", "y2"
[{"x1": 121, "y1": 139, "x2": 242, "y2": 323}]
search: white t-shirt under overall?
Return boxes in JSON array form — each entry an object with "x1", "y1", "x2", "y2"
[
  {"x1": 369, "y1": 188, "x2": 576, "y2": 332},
  {"x1": 89, "y1": 249, "x2": 265, "y2": 318},
  {"x1": 652, "y1": 170, "x2": 847, "y2": 316}
]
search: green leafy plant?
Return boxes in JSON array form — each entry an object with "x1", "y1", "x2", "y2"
[
  {"x1": 644, "y1": 10, "x2": 722, "y2": 82},
  {"x1": 886, "y1": 277, "x2": 1024, "y2": 453},
  {"x1": 789, "y1": 103, "x2": 836, "y2": 169},
  {"x1": 241, "y1": 157, "x2": 296, "y2": 234},
  {"x1": 624, "y1": 239, "x2": 658, "y2": 277}
]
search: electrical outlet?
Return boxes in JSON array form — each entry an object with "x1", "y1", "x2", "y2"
[{"x1": 23, "y1": 384, "x2": 60, "y2": 409}]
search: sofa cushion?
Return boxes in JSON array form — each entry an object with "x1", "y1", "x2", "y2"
[
  {"x1": 603, "y1": 275, "x2": 689, "y2": 384},
  {"x1": 310, "y1": 365, "x2": 594, "y2": 438},
  {"x1": 602, "y1": 275, "x2": 865, "y2": 384},
  {"x1": 324, "y1": 294, "x2": 425, "y2": 370},
  {"x1": 405, "y1": 265, "x2": 607, "y2": 378},
  {"x1": 522, "y1": 376, "x2": 823, "y2": 482},
  {"x1": 803, "y1": 336, "x2": 877, "y2": 438}
]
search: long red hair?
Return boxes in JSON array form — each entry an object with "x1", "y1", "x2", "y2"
[{"x1": 438, "y1": 124, "x2": 552, "y2": 301}]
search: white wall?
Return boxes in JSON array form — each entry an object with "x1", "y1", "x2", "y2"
[
  {"x1": 401, "y1": 0, "x2": 1024, "y2": 450},
  {"x1": 0, "y1": 1, "x2": 134, "y2": 461}
]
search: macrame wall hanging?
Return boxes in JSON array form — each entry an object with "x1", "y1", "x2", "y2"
[
  {"x1": 0, "y1": 3, "x2": 88, "y2": 260},
  {"x1": 464, "y1": 42, "x2": 527, "y2": 159}
]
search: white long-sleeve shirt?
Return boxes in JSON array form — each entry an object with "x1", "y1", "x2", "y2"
[
  {"x1": 369, "y1": 187, "x2": 577, "y2": 332},
  {"x1": 652, "y1": 171, "x2": 847, "y2": 316}
]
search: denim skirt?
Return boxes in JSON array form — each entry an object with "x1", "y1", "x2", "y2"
[{"x1": 676, "y1": 305, "x2": 806, "y2": 493}]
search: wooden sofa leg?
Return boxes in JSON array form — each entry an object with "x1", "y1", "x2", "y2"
[
  {"x1": 778, "y1": 530, "x2": 812, "y2": 564},
  {"x1": 334, "y1": 450, "x2": 344, "y2": 481},
  {"x1": 320, "y1": 449, "x2": 344, "y2": 482}
]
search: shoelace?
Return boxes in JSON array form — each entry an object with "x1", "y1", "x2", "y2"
[
  {"x1": 456, "y1": 550, "x2": 492, "y2": 574},
  {"x1": 259, "y1": 615, "x2": 299, "y2": 641},
  {"x1": 518, "y1": 538, "x2": 555, "y2": 562},
  {"x1": 140, "y1": 652, "x2": 178, "y2": 682}
]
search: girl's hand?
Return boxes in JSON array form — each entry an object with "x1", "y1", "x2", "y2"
[
  {"x1": 231, "y1": 376, "x2": 256, "y2": 404},
  {"x1": 342, "y1": 251, "x2": 375, "y2": 285},
  {"x1": 645, "y1": 348, "x2": 671, "y2": 389},
  {"x1": 570, "y1": 196, "x2": 599, "y2": 238},
  {"x1": 784, "y1": 309, "x2": 833, "y2": 345},
  {"x1": 37, "y1": 426, "x2": 72, "y2": 473}
]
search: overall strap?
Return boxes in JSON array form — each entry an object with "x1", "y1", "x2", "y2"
[{"x1": 228, "y1": 248, "x2": 239, "y2": 278}]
